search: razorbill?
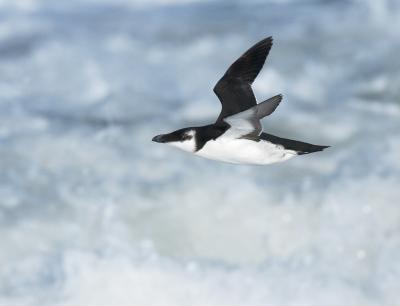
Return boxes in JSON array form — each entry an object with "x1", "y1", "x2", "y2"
[{"x1": 152, "y1": 37, "x2": 329, "y2": 165}]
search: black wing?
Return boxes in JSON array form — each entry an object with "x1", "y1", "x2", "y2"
[
  {"x1": 213, "y1": 37, "x2": 273, "y2": 124},
  {"x1": 260, "y1": 133, "x2": 330, "y2": 155}
]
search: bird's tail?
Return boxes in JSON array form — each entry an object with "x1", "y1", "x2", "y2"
[{"x1": 260, "y1": 133, "x2": 330, "y2": 155}]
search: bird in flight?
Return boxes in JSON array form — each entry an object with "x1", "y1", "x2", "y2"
[{"x1": 152, "y1": 37, "x2": 329, "y2": 165}]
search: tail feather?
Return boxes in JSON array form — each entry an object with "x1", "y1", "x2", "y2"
[{"x1": 260, "y1": 133, "x2": 329, "y2": 155}]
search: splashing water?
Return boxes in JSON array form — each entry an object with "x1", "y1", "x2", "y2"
[{"x1": 0, "y1": 0, "x2": 400, "y2": 305}]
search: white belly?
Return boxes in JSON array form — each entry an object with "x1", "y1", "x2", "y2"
[{"x1": 196, "y1": 137, "x2": 297, "y2": 165}]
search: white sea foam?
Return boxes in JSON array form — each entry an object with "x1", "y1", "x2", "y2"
[{"x1": 0, "y1": 0, "x2": 400, "y2": 305}]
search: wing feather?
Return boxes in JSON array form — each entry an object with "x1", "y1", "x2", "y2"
[
  {"x1": 224, "y1": 94, "x2": 283, "y2": 138},
  {"x1": 214, "y1": 37, "x2": 273, "y2": 123}
]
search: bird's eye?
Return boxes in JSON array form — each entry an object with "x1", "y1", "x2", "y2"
[{"x1": 182, "y1": 133, "x2": 192, "y2": 141}]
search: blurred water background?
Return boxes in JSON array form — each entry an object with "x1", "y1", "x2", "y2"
[{"x1": 1, "y1": 0, "x2": 400, "y2": 305}]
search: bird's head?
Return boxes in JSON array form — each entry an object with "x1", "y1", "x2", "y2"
[{"x1": 152, "y1": 128, "x2": 197, "y2": 152}]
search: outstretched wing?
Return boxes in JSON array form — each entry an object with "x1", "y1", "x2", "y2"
[
  {"x1": 223, "y1": 94, "x2": 282, "y2": 139},
  {"x1": 213, "y1": 37, "x2": 273, "y2": 124}
]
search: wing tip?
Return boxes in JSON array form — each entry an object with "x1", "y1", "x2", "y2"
[
  {"x1": 262, "y1": 36, "x2": 273, "y2": 47},
  {"x1": 268, "y1": 94, "x2": 283, "y2": 104},
  {"x1": 255, "y1": 36, "x2": 273, "y2": 49},
  {"x1": 297, "y1": 144, "x2": 331, "y2": 155}
]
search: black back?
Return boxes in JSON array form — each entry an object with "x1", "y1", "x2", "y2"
[{"x1": 213, "y1": 37, "x2": 273, "y2": 124}]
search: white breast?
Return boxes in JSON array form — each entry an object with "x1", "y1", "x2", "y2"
[{"x1": 196, "y1": 136, "x2": 297, "y2": 165}]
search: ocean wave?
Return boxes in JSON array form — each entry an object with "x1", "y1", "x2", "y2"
[{"x1": 0, "y1": 0, "x2": 399, "y2": 305}]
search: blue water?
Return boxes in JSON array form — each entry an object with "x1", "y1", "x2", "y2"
[{"x1": 1, "y1": 0, "x2": 400, "y2": 305}]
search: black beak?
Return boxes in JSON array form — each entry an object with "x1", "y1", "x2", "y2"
[{"x1": 152, "y1": 134, "x2": 166, "y2": 143}]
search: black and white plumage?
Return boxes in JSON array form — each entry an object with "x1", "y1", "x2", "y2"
[{"x1": 152, "y1": 37, "x2": 329, "y2": 165}]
